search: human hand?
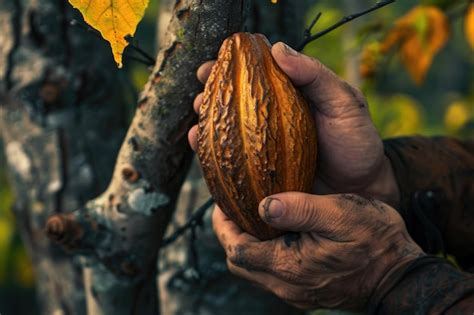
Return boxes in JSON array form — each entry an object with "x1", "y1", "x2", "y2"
[
  {"x1": 188, "y1": 40, "x2": 399, "y2": 207},
  {"x1": 212, "y1": 192, "x2": 424, "y2": 310}
]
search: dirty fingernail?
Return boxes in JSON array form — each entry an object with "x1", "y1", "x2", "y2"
[
  {"x1": 281, "y1": 43, "x2": 298, "y2": 56},
  {"x1": 262, "y1": 198, "x2": 285, "y2": 221}
]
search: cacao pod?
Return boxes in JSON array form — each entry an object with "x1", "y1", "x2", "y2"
[{"x1": 197, "y1": 33, "x2": 317, "y2": 240}]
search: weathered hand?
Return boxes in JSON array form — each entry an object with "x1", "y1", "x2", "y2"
[
  {"x1": 213, "y1": 192, "x2": 424, "y2": 310},
  {"x1": 188, "y1": 41, "x2": 399, "y2": 207}
]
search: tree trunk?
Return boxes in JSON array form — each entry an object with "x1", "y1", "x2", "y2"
[
  {"x1": 157, "y1": 0, "x2": 175, "y2": 49},
  {"x1": 0, "y1": 0, "x2": 126, "y2": 314}
]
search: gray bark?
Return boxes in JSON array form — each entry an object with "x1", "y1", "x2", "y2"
[
  {"x1": 42, "y1": 0, "x2": 247, "y2": 314},
  {"x1": 0, "y1": 0, "x2": 126, "y2": 314},
  {"x1": 157, "y1": 0, "x2": 175, "y2": 49}
]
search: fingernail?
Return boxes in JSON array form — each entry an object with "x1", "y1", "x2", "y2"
[
  {"x1": 281, "y1": 43, "x2": 298, "y2": 56},
  {"x1": 262, "y1": 198, "x2": 285, "y2": 221}
]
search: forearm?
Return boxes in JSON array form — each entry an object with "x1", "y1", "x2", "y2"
[{"x1": 369, "y1": 256, "x2": 474, "y2": 314}]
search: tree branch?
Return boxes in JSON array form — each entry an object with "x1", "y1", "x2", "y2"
[
  {"x1": 44, "y1": 0, "x2": 247, "y2": 313},
  {"x1": 297, "y1": 0, "x2": 396, "y2": 51},
  {"x1": 161, "y1": 197, "x2": 214, "y2": 247}
]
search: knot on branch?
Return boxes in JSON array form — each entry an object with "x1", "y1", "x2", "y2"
[
  {"x1": 45, "y1": 206, "x2": 103, "y2": 254},
  {"x1": 121, "y1": 164, "x2": 140, "y2": 183},
  {"x1": 46, "y1": 213, "x2": 84, "y2": 249},
  {"x1": 43, "y1": 193, "x2": 164, "y2": 278}
]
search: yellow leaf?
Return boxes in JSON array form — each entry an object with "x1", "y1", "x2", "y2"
[
  {"x1": 383, "y1": 95, "x2": 423, "y2": 137},
  {"x1": 444, "y1": 101, "x2": 471, "y2": 132},
  {"x1": 359, "y1": 42, "x2": 382, "y2": 79},
  {"x1": 381, "y1": 5, "x2": 449, "y2": 85},
  {"x1": 465, "y1": 3, "x2": 474, "y2": 49},
  {"x1": 69, "y1": 0, "x2": 150, "y2": 68},
  {"x1": 370, "y1": 94, "x2": 424, "y2": 138}
]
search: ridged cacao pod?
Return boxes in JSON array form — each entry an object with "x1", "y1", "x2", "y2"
[{"x1": 197, "y1": 33, "x2": 317, "y2": 240}]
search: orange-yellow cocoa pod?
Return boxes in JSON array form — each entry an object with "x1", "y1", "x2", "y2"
[{"x1": 198, "y1": 33, "x2": 317, "y2": 240}]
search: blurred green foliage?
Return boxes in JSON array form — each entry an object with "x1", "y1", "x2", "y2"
[
  {"x1": 303, "y1": 0, "x2": 473, "y2": 140},
  {"x1": 0, "y1": 0, "x2": 472, "y2": 314}
]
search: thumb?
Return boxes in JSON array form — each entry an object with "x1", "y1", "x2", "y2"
[
  {"x1": 271, "y1": 42, "x2": 367, "y2": 116},
  {"x1": 258, "y1": 192, "x2": 347, "y2": 233}
]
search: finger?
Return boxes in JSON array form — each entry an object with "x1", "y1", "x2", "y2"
[
  {"x1": 212, "y1": 206, "x2": 259, "y2": 249},
  {"x1": 187, "y1": 125, "x2": 198, "y2": 151},
  {"x1": 213, "y1": 207, "x2": 279, "y2": 271},
  {"x1": 197, "y1": 61, "x2": 216, "y2": 84},
  {"x1": 193, "y1": 92, "x2": 204, "y2": 113},
  {"x1": 258, "y1": 193, "x2": 354, "y2": 236},
  {"x1": 271, "y1": 42, "x2": 367, "y2": 116}
]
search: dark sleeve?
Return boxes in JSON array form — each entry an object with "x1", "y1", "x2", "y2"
[
  {"x1": 384, "y1": 136, "x2": 474, "y2": 269},
  {"x1": 368, "y1": 256, "x2": 474, "y2": 315}
]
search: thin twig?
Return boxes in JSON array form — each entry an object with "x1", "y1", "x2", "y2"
[
  {"x1": 125, "y1": 35, "x2": 156, "y2": 65},
  {"x1": 122, "y1": 53, "x2": 155, "y2": 66},
  {"x1": 70, "y1": 19, "x2": 102, "y2": 39},
  {"x1": 188, "y1": 224, "x2": 201, "y2": 277},
  {"x1": 161, "y1": 197, "x2": 214, "y2": 247},
  {"x1": 304, "y1": 12, "x2": 322, "y2": 39},
  {"x1": 70, "y1": 20, "x2": 155, "y2": 66},
  {"x1": 297, "y1": 0, "x2": 396, "y2": 51}
]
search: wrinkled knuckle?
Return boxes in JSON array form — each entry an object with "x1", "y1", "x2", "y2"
[
  {"x1": 273, "y1": 255, "x2": 305, "y2": 283},
  {"x1": 227, "y1": 244, "x2": 247, "y2": 267}
]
